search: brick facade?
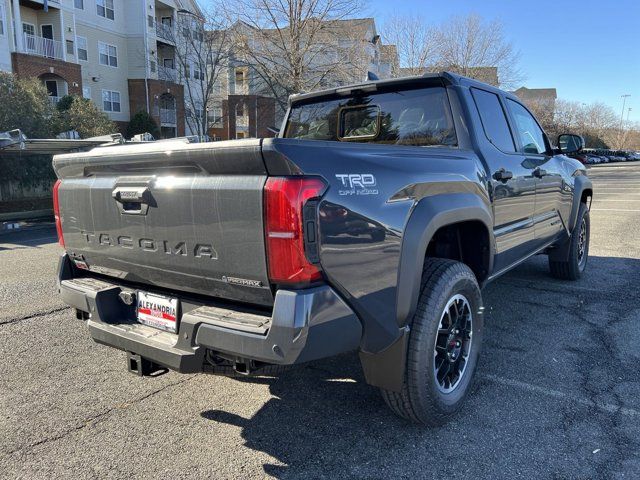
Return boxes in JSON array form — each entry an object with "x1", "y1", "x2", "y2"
[
  {"x1": 128, "y1": 79, "x2": 185, "y2": 138},
  {"x1": 209, "y1": 95, "x2": 276, "y2": 140},
  {"x1": 11, "y1": 53, "x2": 82, "y2": 96}
]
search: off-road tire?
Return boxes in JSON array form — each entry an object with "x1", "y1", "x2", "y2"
[
  {"x1": 381, "y1": 258, "x2": 483, "y2": 426},
  {"x1": 549, "y1": 203, "x2": 590, "y2": 280}
]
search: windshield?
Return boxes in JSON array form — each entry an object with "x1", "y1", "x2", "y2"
[{"x1": 284, "y1": 87, "x2": 457, "y2": 147}]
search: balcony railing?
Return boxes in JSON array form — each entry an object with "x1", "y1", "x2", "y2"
[
  {"x1": 24, "y1": 34, "x2": 63, "y2": 60},
  {"x1": 160, "y1": 108, "x2": 177, "y2": 125},
  {"x1": 158, "y1": 65, "x2": 177, "y2": 83},
  {"x1": 156, "y1": 23, "x2": 175, "y2": 43}
]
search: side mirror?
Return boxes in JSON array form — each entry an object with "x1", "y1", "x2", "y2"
[{"x1": 558, "y1": 134, "x2": 584, "y2": 155}]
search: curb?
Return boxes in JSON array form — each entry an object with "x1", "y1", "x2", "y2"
[{"x1": 0, "y1": 209, "x2": 53, "y2": 223}]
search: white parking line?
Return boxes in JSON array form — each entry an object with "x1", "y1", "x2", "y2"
[
  {"x1": 590, "y1": 209, "x2": 640, "y2": 212},
  {"x1": 482, "y1": 374, "x2": 640, "y2": 418},
  {"x1": 0, "y1": 235, "x2": 56, "y2": 246}
]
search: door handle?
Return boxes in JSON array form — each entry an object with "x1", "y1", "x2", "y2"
[
  {"x1": 493, "y1": 168, "x2": 513, "y2": 182},
  {"x1": 533, "y1": 168, "x2": 548, "y2": 178},
  {"x1": 112, "y1": 186, "x2": 151, "y2": 215}
]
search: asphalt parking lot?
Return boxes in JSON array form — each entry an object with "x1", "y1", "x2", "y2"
[{"x1": 1, "y1": 163, "x2": 640, "y2": 479}]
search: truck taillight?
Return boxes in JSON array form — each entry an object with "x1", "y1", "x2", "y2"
[
  {"x1": 264, "y1": 177, "x2": 326, "y2": 286},
  {"x1": 53, "y1": 179, "x2": 64, "y2": 248}
]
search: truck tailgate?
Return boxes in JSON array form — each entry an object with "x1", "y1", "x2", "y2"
[{"x1": 53, "y1": 139, "x2": 273, "y2": 306}]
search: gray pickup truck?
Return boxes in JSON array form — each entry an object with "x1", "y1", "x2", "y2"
[{"x1": 54, "y1": 72, "x2": 592, "y2": 425}]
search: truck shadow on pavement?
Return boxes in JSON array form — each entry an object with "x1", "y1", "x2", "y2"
[
  {"x1": 200, "y1": 255, "x2": 640, "y2": 479},
  {"x1": 201, "y1": 358, "x2": 412, "y2": 478}
]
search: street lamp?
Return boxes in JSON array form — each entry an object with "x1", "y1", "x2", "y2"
[{"x1": 619, "y1": 94, "x2": 631, "y2": 149}]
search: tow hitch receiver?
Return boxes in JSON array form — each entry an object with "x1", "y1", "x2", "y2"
[{"x1": 127, "y1": 351, "x2": 166, "y2": 377}]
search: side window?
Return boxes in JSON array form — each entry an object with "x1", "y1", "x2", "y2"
[
  {"x1": 507, "y1": 99, "x2": 547, "y2": 155},
  {"x1": 471, "y1": 88, "x2": 515, "y2": 153}
]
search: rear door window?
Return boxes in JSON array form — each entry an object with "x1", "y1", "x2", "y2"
[
  {"x1": 471, "y1": 88, "x2": 515, "y2": 153},
  {"x1": 285, "y1": 87, "x2": 457, "y2": 147}
]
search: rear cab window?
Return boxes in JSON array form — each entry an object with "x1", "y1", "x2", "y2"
[{"x1": 284, "y1": 87, "x2": 457, "y2": 147}]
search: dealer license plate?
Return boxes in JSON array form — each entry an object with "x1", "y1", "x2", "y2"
[{"x1": 136, "y1": 291, "x2": 179, "y2": 333}]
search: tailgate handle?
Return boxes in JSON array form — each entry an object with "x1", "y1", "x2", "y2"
[{"x1": 112, "y1": 186, "x2": 152, "y2": 215}]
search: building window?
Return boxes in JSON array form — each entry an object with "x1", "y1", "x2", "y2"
[
  {"x1": 184, "y1": 64, "x2": 190, "y2": 79},
  {"x1": 102, "y1": 90, "x2": 121, "y2": 112},
  {"x1": 193, "y1": 26, "x2": 203, "y2": 42},
  {"x1": 66, "y1": 40, "x2": 74, "y2": 55},
  {"x1": 193, "y1": 62, "x2": 203, "y2": 80},
  {"x1": 150, "y1": 60, "x2": 156, "y2": 73},
  {"x1": 74, "y1": 0, "x2": 84, "y2": 9},
  {"x1": 97, "y1": 0, "x2": 114, "y2": 20},
  {"x1": 148, "y1": 15, "x2": 154, "y2": 28},
  {"x1": 77, "y1": 36, "x2": 88, "y2": 61},
  {"x1": 234, "y1": 67, "x2": 247, "y2": 93},
  {"x1": 22, "y1": 23, "x2": 35, "y2": 51},
  {"x1": 208, "y1": 107, "x2": 223, "y2": 127},
  {"x1": 83, "y1": 86, "x2": 91, "y2": 99},
  {"x1": 0, "y1": 4, "x2": 5, "y2": 36},
  {"x1": 98, "y1": 42, "x2": 117, "y2": 67},
  {"x1": 22, "y1": 23, "x2": 35, "y2": 36}
]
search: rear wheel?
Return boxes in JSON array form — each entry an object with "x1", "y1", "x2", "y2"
[
  {"x1": 549, "y1": 203, "x2": 590, "y2": 280},
  {"x1": 381, "y1": 258, "x2": 483, "y2": 426}
]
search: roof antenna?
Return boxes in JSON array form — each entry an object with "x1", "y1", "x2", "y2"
[{"x1": 366, "y1": 71, "x2": 379, "y2": 82}]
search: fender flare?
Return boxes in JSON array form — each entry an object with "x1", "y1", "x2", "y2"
[
  {"x1": 359, "y1": 193, "x2": 493, "y2": 392},
  {"x1": 395, "y1": 193, "x2": 494, "y2": 328},
  {"x1": 549, "y1": 175, "x2": 592, "y2": 263},
  {"x1": 568, "y1": 175, "x2": 593, "y2": 233}
]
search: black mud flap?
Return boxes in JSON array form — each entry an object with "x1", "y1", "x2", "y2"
[{"x1": 359, "y1": 326, "x2": 409, "y2": 392}]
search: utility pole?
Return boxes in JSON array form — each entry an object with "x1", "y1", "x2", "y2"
[{"x1": 619, "y1": 94, "x2": 631, "y2": 149}]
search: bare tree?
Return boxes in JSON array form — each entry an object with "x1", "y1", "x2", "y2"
[
  {"x1": 540, "y1": 99, "x2": 620, "y2": 148},
  {"x1": 434, "y1": 14, "x2": 522, "y2": 88},
  {"x1": 524, "y1": 97, "x2": 557, "y2": 133},
  {"x1": 225, "y1": 0, "x2": 369, "y2": 112},
  {"x1": 380, "y1": 15, "x2": 439, "y2": 77},
  {"x1": 379, "y1": 14, "x2": 523, "y2": 88},
  {"x1": 164, "y1": 3, "x2": 232, "y2": 138}
]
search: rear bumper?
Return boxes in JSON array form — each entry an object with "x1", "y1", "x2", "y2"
[{"x1": 57, "y1": 254, "x2": 362, "y2": 373}]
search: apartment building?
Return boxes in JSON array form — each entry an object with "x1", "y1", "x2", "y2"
[
  {"x1": 207, "y1": 18, "x2": 400, "y2": 141},
  {"x1": 0, "y1": 0, "x2": 202, "y2": 138},
  {"x1": 512, "y1": 86, "x2": 558, "y2": 111}
]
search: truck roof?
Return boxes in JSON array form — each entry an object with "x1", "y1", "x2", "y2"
[{"x1": 288, "y1": 71, "x2": 517, "y2": 106}]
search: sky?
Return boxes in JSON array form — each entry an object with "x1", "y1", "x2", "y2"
[
  {"x1": 366, "y1": 0, "x2": 640, "y2": 122},
  {"x1": 204, "y1": 0, "x2": 640, "y2": 122}
]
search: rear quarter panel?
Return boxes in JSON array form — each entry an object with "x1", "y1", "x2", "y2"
[{"x1": 263, "y1": 138, "x2": 490, "y2": 351}]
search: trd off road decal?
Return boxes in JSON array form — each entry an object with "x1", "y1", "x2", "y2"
[{"x1": 335, "y1": 174, "x2": 379, "y2": 196}]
